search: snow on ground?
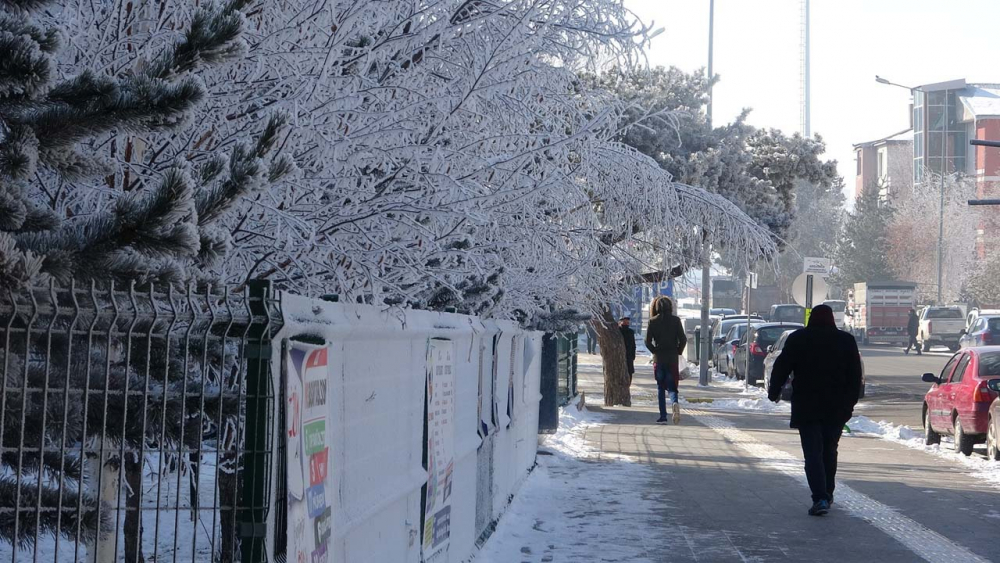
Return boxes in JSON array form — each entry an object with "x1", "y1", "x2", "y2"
[
  {"x1": 475, "y1": 398, "x2": 675, "y2": 563},
  {"x1": 844, "y1": 415, "x2": 1000, "y2": 489}
]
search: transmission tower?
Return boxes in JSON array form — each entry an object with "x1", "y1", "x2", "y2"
[{"x1": 800, "y1": 0, "x2": 811, "y2": 138}]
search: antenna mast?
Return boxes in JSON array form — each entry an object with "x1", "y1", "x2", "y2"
[{"x1": 800, "y1": 0, "x2": 811, "y2": 137}]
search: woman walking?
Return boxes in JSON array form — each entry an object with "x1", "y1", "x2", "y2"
[{"x1": 644, "y1": 296, "x2": 687, "y2": 424}]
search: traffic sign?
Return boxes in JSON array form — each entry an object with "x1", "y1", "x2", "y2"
[
  {"x1": 803, "y1": 257, "x2": 833, "y2": 276},
  {"x1": 792, "y1": 273, "x2": 828, "y2": 307}
]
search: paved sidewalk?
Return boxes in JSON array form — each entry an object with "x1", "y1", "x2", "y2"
[{"x1": 480, "y1": 355, "x2": 1000, "y2": 562}]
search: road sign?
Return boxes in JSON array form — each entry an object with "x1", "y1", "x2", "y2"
[
  {"x1": 803, "y1": 257, "x2": 833, "y2": 276},
  {"x1": 745, "y1": 273, "x2": 758, "y2": 289},
  {"x1": 792, "y1": 273, "x2": 828, "y2": 307}
]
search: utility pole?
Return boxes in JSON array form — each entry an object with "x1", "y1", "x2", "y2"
[
  {"x1": 937, "y1": 93, "x2": 947, "y2": 304},
  {"x1": 698, "y1": 0, "x2": 715, "y2": 387}
]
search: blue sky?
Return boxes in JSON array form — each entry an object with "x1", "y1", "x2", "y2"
[{"x1": 626, "y1": 0, "x2": 1000, "y2": 203}]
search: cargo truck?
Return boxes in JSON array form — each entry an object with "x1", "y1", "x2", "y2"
[{"x1": 849, "y1": 282, "x2": 917, "y2": 345}]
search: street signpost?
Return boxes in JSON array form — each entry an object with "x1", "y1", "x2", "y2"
[
  {"x1": 803, "y1": 257, "x2": 833, "y2": 276},
  {"x1": 792, "y1": 273, "x2": 827, "y2": 325},
  {"x1": 745, "y1": 274, "x2": 756, "y2": 390}
]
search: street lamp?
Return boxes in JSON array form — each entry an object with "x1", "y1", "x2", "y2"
[{"x1": 875, "y1": 75, "x2": 947, "y2": 304}]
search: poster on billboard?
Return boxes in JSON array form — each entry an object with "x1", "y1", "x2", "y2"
[
  {"x1": 423, "y1": 339, "x2": 455, "y2": 563},
  {"x1": 286, "y1": 341, "x2": 333, "y2": 563}
]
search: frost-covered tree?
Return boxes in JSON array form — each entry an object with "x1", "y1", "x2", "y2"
[
  {"x1": 39, "y1": 0, "x2": 777, "y2": 326},
  {"x1": 887, "y1": 171, "x2": 977, "y2": 304},
  {"x1": 831, "y1": 184, "x2": 894, "y2": 289}
]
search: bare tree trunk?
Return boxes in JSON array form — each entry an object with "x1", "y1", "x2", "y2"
[
  {"x1": 123, "y1": 457, "x2": 145, "y2": 563},
  {"x1": 593, "y1": 308, "x2": 631, "y2": 407}
]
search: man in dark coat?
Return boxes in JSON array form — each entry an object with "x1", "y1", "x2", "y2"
[
  {"x1": 904, "y1": 309, "x2": 921, "y2": 355},
  {"x1": 619, "y1": 317, "x2": 637, "y2": 386},
  {"x1": 768, "y1": 304, "x2": 863, "y2": 516},
  {"x1": 644, "y1": 297, "x2": 687, "y2": 424},
  {"x1": 585, "y1": 323, "x2": 598, "y2": 354}
]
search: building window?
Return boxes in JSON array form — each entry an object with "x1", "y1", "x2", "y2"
[
  {"x1": 877, "y1": 150, "x2": 885, "y2": 180},
  {"x1": 856, "y1": 152, "x2": 861, "y2": 175}
]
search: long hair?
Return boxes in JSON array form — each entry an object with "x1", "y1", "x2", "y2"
[{"x1": 650, "y1": 296, "x2": 674, "y2": 318}]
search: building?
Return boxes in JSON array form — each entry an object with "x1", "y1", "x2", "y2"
[
  {"x1": 853, "y1": 129, "x2": 913, "y2": 201},
  {"x1": 910, "y1": 80, "x2": 1000, "y2": 255}
]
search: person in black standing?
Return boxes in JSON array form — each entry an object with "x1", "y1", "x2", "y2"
[
  {"x1": 768, "y1": 304, "x2": 863, "y2": 516},
  {"x1": 619, "y1": 317, "x2": 636, "y2": 386},
  {"x1": 904, "y1": 309, "x2": 921, "y2": 355},
  {"x1": 645, "y1": 297, "x2": 687, "y2": 424}
]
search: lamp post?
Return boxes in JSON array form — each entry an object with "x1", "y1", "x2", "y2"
[
  {"x1": 698, "y1": 0, "x2": 715, "y2": 387},
  {"x1": 875, "y1": 75, "x2": 947, "y2": 303}
]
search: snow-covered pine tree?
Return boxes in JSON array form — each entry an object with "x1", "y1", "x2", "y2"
[{"x1": 0, "y1": 0, "x2": 292, "y2": 556}]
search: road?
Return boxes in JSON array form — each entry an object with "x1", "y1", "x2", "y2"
[{"x1": 858, "y1": 344, "x2": 953, "y2": 429}]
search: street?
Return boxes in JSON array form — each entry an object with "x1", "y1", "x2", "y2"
[
  {"x1": 859, "y1": 345, "x2": 951, "y2": 430},
  {"x1": 478, "y1": 347, "x2": 1000, "y2": 562}
]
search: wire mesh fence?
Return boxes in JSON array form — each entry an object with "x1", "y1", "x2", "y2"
[{"x1": 0, "y1": 281, "x2": 282, "y2": 563}]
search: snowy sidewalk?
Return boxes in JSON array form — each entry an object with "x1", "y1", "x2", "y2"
[{"x1": 476, "y1": 357, "x2": 1000, "y2": 562}]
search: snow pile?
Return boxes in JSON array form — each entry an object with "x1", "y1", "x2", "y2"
[
  {"x1": 845, "y1": 415, "x2": 1000, "y2": 489},
  {"x1": 476, "y1": 401, "x2": 674, "y2": 563},
  {"x1": 542, "y1": 397, "x2": 635, "y2": 462},
  {"x1": 684, "y1": 373, "x2": 791, "y2": 414}
]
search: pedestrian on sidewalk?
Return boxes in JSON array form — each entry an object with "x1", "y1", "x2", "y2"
[
  {"x1": 645, "y1": 297, "x2": 687, "y2": 424},
  {"x1": 767, "y1": 304, "x2": 863, "y2": 517},
  {"x1": 585, "y1": 322, "x2": 598, "y2": 355},
  {"x1": 904, "y1": 309, "x2": 921, "y2": 355},
  {"x1": 619, "y1": 317, "x2": 636, "y2": 386}
]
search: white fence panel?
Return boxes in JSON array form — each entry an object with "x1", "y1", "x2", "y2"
[{"x1": 273, "y1": 293, "x2": 542, "y2": 563}]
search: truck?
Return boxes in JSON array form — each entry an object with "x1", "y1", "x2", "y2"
[
  {"x1": 744, "y1": 284, "x2": 781, "y2": 317},
  {"x1": 917, "y1": 306, "x2": 966, "y2": 352},
  {"x1": 711, "y1": 277, "x2": 742, "y2": 311},
  {"x1": 849, "y1": 282, "x2": 917, "y2": 346}
]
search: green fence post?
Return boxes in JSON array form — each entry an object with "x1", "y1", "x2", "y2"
[{"x1": 241, "y1": 280, "x2": 274, "y2": 563}]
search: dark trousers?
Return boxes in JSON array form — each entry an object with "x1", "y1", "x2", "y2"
[
  {"x1": 655, "y1": 363, "x2": 679, "y2": 418},
  {"x1": 904, "y1": 334, "x2": 921, "y2": 354},
  {"x1": 586, "y1": 330, "x2": 597, "y2": 354},
  {"x1": 798, "y1": 421, "x2": 843, "y2": 503}
]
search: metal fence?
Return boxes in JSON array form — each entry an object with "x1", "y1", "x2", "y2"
[{"x1": 0, "y1": 281, "x2": 281, "y2": 563}]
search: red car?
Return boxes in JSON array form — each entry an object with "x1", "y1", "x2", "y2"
[{"x1": 922, "y1": 347, "x2": 1000, "y2": 455}]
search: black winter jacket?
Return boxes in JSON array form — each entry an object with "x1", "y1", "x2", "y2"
[
  {"x1": 644, "y1": 314, "x2": 686, "y2": 366},
  {"x1": 768, "y1": 326, "x2": 863, "y2": 428},
  {"x1": 907, "y1": 313, "x2": 919, "y2": 336}
]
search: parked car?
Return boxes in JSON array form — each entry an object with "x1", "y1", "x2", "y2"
[
  {"x1": 761, "y1": 328, "x2": 867, "y2": 399},
  {"x1": 709, "y1": 316, "x2": 763, "y2": 366},
  {"x1": 763, "y1": 329, "x2": 797, "y2": 400},
  {"x1": 966, "y1": 308, "x2": 1000, "y2": 333},
  {"x1": 710, "y1": 308, "x2": 737, "y2": 317},
  {"x1": 959, "y1": 315, "x2": 1000, "y2": 348},
  {"x1": 921, "y1": 347, "x2": 1000, "y2": 455},
  {"x1": 918, "y1": 306, "x2": 966, "y2": 352},
  {"x1": 768, "y1": 304, "x2": 806, "y2": 324},
  {"x1": 987, "y1": 379, "x2": 1000, "y2": 461},
  {"x1": 734, "y1": 322, "x2": 803, "y2": 385},
  {"x1": 715, "y1": 323, "x2": 756, "y2": 377}
]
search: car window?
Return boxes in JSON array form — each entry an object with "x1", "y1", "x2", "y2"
[
  {"x1": 757, "y1": 326, "x2": 792, "y2": 347},
  {"x1": 773, "y1": 306, "x2": 806, "y2": 322},
  {"x1": 950, "y1": 354, "x2": 970, "y2": 384},
  {"x1": 940, "y1": 354, "x2": 961, "y2": 382},
  {"x1": 978, "y1": 352, "x2": 1000, "y2": 376},
  {"x1": 926, "y1": 308, "x2": 964, "y2": 319},
  {"x1": 988, "y1": 318, "x2": 1000, "y2": 332}
]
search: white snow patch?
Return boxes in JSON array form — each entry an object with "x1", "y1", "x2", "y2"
[{"x1": 475, "y1": 400, "x2": 674, "y2": 563}]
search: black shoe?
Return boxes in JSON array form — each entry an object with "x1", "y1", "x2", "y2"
[
  {"x1": 808, "y1": 500, "x2": 830, "y2": 516},
  {"x1": 655, "y1": 417, "x2": 668, "y2": 424},
  {"x1": 904, "y1": 348, "x2": 909, "y2": 354}
]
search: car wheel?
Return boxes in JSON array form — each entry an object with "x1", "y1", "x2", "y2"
[
  {"x1": 923, "y1": 408, "x2": 940, "y2": 446},
  {"x1": 954, "y1": 416, "x2": 974, "y2": 456},
  {"x1": 947, "y1": 343, "x2": 960, "y2": 352},
  {"x1": 988, "y1": 417, "x2": 1000, "y2": 462},
  {"x1": 859, "y1": 382, "x2": 866, "y2": 400}
]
